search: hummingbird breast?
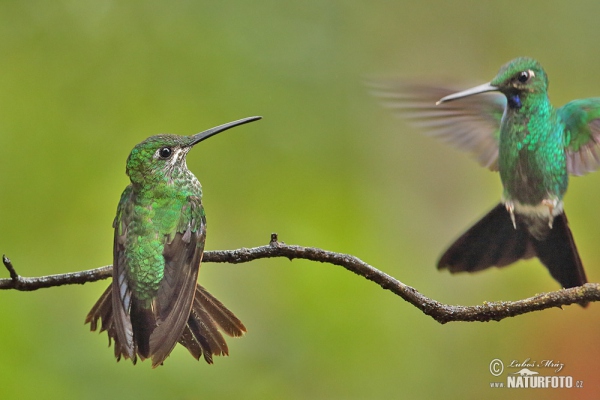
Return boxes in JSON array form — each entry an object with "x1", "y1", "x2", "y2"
[
  {"x1": 124, "y1": 174, "x2": 202, "y2": 303},
  {"x1": 498, "y1": 105, "x2": 568, "y2": 206},
  {"x1": 124, "y1": 199, "x2": 183, "y2": 302}
]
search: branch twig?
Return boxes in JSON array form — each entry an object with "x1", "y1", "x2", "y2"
[{"x1": 2, "y1": 234, "x2": 597, "y2": 324}]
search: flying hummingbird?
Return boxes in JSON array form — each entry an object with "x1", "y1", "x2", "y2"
[
  {"x1": 372, "y1": 57, "x2": 600, "y2": 290},
  {"x1": 86, "y1": 116, "x2": 260, "y2": 367}
]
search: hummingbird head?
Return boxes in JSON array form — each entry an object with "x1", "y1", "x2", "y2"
[
  {"x1": 126, "y1": 134, "x2": 191, "y2": 185},
  {"x1": 125, "y1": 116, "x2": 261, "y2": 186},
  {"x1": 436, "y1": 57, "x2": 549, "y2": 109},
  {"x1": 490, "y1": 57, "x2": 548, "y2": 106}
]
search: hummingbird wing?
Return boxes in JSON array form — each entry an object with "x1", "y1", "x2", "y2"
[
  {"x1": 86, "y1": 186, "x2": 142, "y2": 363},
  {"x1": 147, "y1": 195, "x2": 206, "y2": 367},
  {"x1": 111, "y1": 185, "x2": 137, "y2": 361},
  {"x1": 558, "y1": 99, "x2": 600, "y2": 176},
  {"x1": 370, "y1": 82, "x2": 505, "y2": 170}
]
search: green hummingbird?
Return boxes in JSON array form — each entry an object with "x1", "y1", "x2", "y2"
[
  {"x1": 86, "y1": 116, "x2": 260, "y2": 367},
  {"x1": 373, "y1": 57, "x2": 600, "y2": 290}
]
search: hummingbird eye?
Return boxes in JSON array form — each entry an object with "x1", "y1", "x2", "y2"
[
  {"x1": 158, "y1": 147, "x2": 173, "y2": 159},
  {"x1": 517, "y1": 70, "x2": 534, "y2": 83}
]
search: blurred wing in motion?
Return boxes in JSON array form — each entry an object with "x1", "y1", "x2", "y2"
[{"x1": 369, "y1": 81, "x2": 506, "y2": 170}]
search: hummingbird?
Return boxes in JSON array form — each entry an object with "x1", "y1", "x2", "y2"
[
  {"x1": 372, "y1": 57, "x2": 600, "y2": 290},
  {"x1": 86, "y1": 116, "x2": 260, "y2": 367}
]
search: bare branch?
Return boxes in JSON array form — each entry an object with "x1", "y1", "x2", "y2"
[
  {"x1": 1, "y1": 255, "x2": 112, "y2": 291},
  {"x1": 2, "y1": 234, "x2": 598, "y2": 324}
]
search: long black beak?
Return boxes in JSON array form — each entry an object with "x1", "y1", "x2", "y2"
[
  {"x1": 190, "y1": 116, "x2": 262, "y2": 145},
  {"x1": 436, "y1": 82, "x2": 498, "y2": 105}
]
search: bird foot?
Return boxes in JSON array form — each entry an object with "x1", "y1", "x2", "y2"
[
  {"x1": 505, "y1": 201, "x2": 516, "y2": 229},
  {"x1": 542, "y1": 199, "x2": 558, "y2": 229}
]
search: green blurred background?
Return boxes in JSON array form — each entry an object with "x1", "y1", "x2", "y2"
[{"x1": 1, "y1": 1, "x2": 599, "y2": 399}]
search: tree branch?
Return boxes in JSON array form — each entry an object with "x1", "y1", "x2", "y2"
[{"x1": 1, "y1": 234, "x2": 597, "y2": 324}]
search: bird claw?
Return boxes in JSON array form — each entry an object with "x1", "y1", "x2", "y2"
[
  {"x1": 505, "y1": 202, "x2": 516, "y2": 229},
  {"x1": 542, "y1": 199, "x2": 558, "y2": 229}
]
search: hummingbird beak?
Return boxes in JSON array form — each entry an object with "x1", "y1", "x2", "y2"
[
  {"x1": 436, "y1": 82, "x2": 499, "y2": 105},
  {"x1": 189, "y1": 116, "x2": 262, "y2": 146}
]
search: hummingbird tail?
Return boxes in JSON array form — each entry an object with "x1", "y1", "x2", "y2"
[
  {"x1": 85, "y1": 285, "x2": 113, "y2": 333},
  {"x1": 85, "y1": 284, "x2": 137, "y2": 363},
  {"x1": 178, "y1": 285, "x2": 247, "y2": 364},
  {"x1": 530, "y1": 212, "x2": 588, "y2": 290},
  {"x1": 194, "y1": 285, "x2": 247, "y2": 337},
  {"x1": 129, "y1": 298, "x2": 157, "y2": 360},
  {"x1": 86, "y1": 284, "x2": 246, "y2": 365},
  {"x1": 438, "y1": 203, "x2": 535, "y2": 272},
  {"x1": 438, "y1": 203, "x2": 587, "y2": 293}
]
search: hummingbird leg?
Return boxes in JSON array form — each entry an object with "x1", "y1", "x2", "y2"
[
  {"x1": 542, "y1": 198, "x2": 558, "y2": 229},
  {"x1": 505, "y1": 201, "x2": 517, "y2": 229}
]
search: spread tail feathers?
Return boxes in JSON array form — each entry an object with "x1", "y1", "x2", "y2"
[
  {"x1": 85, "y1": 284, "x2": 246, "y2": 366},
  {"x1": 438, "y1": 203, "x2": 587, "y2": 291}
]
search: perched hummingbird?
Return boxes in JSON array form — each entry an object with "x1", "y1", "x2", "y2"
[
  {"x1": 372, "y1": 57, "x2": 600, "y2": 290},
  {"x1": 86, "y1": 116, "x2": 260, "y2": 367}
]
